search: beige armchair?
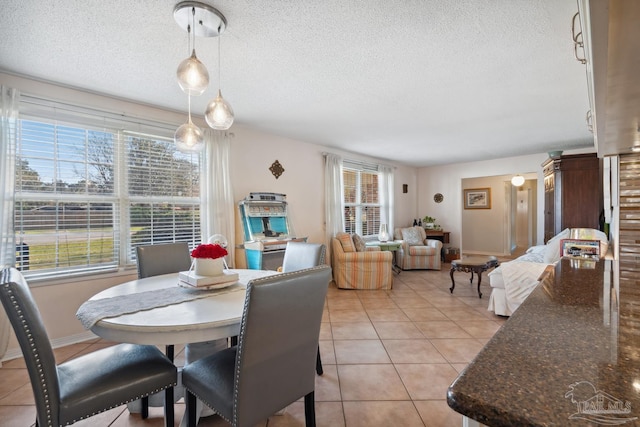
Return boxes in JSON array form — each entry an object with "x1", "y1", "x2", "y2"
[
  {"x1": 394, "y1": 226, "x2": 443, "y2": 270},
  {"x1": 331, "y1": 232, "x2": 393, "y2": 289}
]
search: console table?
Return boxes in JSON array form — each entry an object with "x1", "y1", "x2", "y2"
[
  {"x1": 424, "y1": 230, "x2": 450, "y2": 262},
  {"x1": 424, "y1": 230, "x2": 450, "y2": 243}
]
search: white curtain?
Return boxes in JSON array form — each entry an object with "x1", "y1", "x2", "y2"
[
  {"x1": 324, "y1": 153, "x2": 344, "y2": 259},
  {"x1": 201, "y1": 129, "x2": 236, "y2": 268},
  {"x1": 0, "y1": 86, "x2": 19, "y2": 360},
  {"x1": 379, "y1": 164, "x2": 395, "y2": 237}
]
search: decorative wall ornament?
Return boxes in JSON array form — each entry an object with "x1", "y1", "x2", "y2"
[{"x1": 269, "y1": 160, "x2": 285, "y2": 179}]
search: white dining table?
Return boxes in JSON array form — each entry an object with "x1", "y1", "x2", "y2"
[{"x1": 84, "y1": 268, "x2": 277, "y2": 346}]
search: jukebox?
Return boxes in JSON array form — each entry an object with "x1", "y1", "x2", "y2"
[{"x1": 238, "y1": 192, "x2": 306, "y2": 270}]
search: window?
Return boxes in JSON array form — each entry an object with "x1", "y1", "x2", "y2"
[
  {"x1": 14, "y1": 100, "x2": 201, "y2": 279},
  {"x1": 343, "y1": 161, "x2": 381, "y2": 237}
]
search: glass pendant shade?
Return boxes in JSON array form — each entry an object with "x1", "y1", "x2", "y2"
[
  {"x1": 177, "y1": 49, "x2": 210, "y2": 96},
  {"x1": 511, "y1": 175, "x2": 525, "y2": 186},
  {"x1": 205, "y1": 90, "x2": 234, "y2": 130},
  {"x1": 174, "y1": 119, "x2": 205, "y2": 153}
]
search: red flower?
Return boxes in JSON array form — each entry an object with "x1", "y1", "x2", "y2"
[{"x1": 191, "y1": 243, "x2": 228, "y2": 259}]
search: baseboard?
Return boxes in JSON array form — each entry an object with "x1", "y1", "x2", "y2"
[{"x1": 1, "y1": 331, "x2": 98, "y2": 364}]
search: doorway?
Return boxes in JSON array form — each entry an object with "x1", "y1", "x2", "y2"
[
  {"x1": 511, "y1": 183, "x2": 535, "y2": 257},
  {"x1": 461, "y1": 174, "x2": 537, "y2": 257}
]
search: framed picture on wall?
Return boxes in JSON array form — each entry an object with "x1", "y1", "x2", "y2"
[{"x1": 464, "y1": 188, "x2": 491, "y2": 209}]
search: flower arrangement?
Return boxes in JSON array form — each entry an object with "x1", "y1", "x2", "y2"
[{"x1": 191, "y1": 243, "x2": 228, "y2": 259}]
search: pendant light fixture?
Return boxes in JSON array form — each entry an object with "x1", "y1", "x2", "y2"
[
  {"x1": 175, "y1": 93, "x2": 205, "y2": 153},
  {"x1": 205, "y1": 35, "x2": 234, "y2": 130},
  {"x1": 173, "y1": 1, "x2": 231, "y2": 152},
  {"x1": 176, "y1": 8, "x2": 209, "y2": 96}
]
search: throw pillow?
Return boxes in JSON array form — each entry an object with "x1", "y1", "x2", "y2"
[
  {"x1": 351, "y1": 234, "x2": 366, "y2": 252},
  {"x1": 401, "y1": 227, "x2": 423, "y2": 246},
  {"x1": 543, "y1": 228, "x2": 571, "y2": 264},
  {"x1": 336, "y1": 232, "x2": 356, "y2": 252}
]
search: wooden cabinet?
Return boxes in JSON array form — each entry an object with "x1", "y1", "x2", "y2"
[{"x1": 542, "y1": 153, "x2": 602, "y2": 243}]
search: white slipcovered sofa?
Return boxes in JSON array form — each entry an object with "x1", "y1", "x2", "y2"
[{"x1": 488, "y1": 228, "x2": 608, "y2": 316}]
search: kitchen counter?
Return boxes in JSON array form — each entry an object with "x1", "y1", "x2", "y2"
[{"x1": 447, "y1": 258, "x2": 640, "y2": 426}]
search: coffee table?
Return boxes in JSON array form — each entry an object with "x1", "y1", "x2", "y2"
[{"x1": 449, "y1": 256, "x2": 499, "y2": 298}]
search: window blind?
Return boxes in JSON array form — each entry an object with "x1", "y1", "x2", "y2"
[
  {"x1": 343, "y1": 160, "x2": 381, "y2": 237},
  {"x1": 15, "y1": 97, "x2": 201, "y2": 279}
]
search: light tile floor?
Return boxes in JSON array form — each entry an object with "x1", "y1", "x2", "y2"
[{"x1": 0, "y1": 266, "x2": 507, "y2": 427}]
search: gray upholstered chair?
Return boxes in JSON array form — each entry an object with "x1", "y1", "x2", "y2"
[
  {"x1": 281, "y1": 241, "x2": 326, "y2": 375},
  {"x1": 0, "y1": 267, "x2": 177, "y2": 427},
  {"x1": 182, "y1": 265, "x2": 331, "y2": 427},
  {"x1": 281, "y1": 241, "x2": 325, "y2": 272},
  {"x1": 136, "y1": 242, "x2": 193, "y2": 279},
  {"x1": 135, "y1": 242, "x2": 228, "y2": 421}
]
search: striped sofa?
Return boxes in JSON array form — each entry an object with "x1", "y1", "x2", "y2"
[
  {"x1": 331, "y1": 232, "x2": 393, "y2": 289},
  {"x1": 394, "y1": 226, "x2": 442, "y2": 271}
]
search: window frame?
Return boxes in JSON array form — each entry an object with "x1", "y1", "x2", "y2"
[
  {"x1": 13, "y1": 98, "x2": 202, "y2": 281},
  {"x1": 342, "y1": 161, "x2": 382, "y2": 238}
]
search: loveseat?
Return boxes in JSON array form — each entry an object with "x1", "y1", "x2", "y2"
[
  {"x1": 331, "y1": 232, "x2": 393, "y2": 289},
  {"x1": 393, "y1": 226, "x2": 443, "y2": 271},
  {"x1": 488, "y1": 228, "x2": 609, "y2": 316}
]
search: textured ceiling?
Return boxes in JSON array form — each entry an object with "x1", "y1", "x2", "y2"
[{"x1": 0, "y1": 0, "x2": 595, "y2": 167}]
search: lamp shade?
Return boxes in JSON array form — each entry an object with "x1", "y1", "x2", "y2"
[
  {"x1": 511, "y1": 175, "x2": 525, "y2": 186},
  {"x1": 177, "y1": 50, "x2": 210, "y2": 96},
  {"x1": 205, "y1": 90, "x2": 234, "y2": 130},
  {"x1": 174, "y1": 119, "x2": 205, "y2": 153}
]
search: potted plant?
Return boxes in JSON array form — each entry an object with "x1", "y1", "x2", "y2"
[{"x1": 423, "y1": 216, "x2": 436, "y2": 229}]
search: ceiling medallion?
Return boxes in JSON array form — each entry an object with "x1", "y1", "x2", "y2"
[
  {"x1": 269, "y1": 160, "x2": 285, "y2": 179},
  {"x1": 434, "y1": 193, "x2": 444, "y2": 203}
]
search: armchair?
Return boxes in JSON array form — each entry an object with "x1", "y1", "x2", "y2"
[
  {"x1": 394, "y1": 226, "x2": 443, "y2": 271},
  {"x1": 330, "y1": 232, "x2": 393, "y2": 289}
]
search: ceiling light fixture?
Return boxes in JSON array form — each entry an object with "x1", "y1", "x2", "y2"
[
  {"x1": 176, "y1": 8, "x2": 209, "y2": 96},
  {"x1": 511, "y1": 175, "x2": 525, "y2": 186},
  {"x1": 173, "y1": 1, "x2": 232, "y2": 152},
  {"x1": 205, "y1": 35, "x2": 234, "y2": 130},
  {"x1": 174, "y1": 93, "x2": 205, "y2": 153}
]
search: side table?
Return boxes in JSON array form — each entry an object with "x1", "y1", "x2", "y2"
[
  {"x1": 366, "y1": 240, "x2": 402, "y2": 274},
  {"x1": 449, "y1": 256, "x2": 499, "y2": 298}
]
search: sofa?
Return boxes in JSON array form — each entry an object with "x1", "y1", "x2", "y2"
[
  {"x1": 331, "y1": 232, "x2": 393, "y2": 289},
  {"x1": 488, "y1": 228, "x2": 609, "y2": 316},
  {"x1": 393, "y1": 226, "x2": 443, "y2": 271}
]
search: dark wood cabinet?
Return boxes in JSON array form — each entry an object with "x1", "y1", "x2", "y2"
[{"x1": 542, "y1": 153, "x2": 602, "y2": 243}]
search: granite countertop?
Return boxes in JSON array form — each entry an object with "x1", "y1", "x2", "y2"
[{"x1": 447, "y1": 258, "x2": 640, "y2": 426}]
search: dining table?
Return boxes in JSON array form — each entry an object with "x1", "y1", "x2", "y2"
[
  {"x1": 78, "y1": 268, "x2": 277, "y2": 346},
  {"x1": 76, "y1": 268, "x2": 278, "y2": 425}
]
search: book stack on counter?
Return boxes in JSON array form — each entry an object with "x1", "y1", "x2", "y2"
[{"x1": 178, "y1": 270, "x2": 240, "y2": 290}]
